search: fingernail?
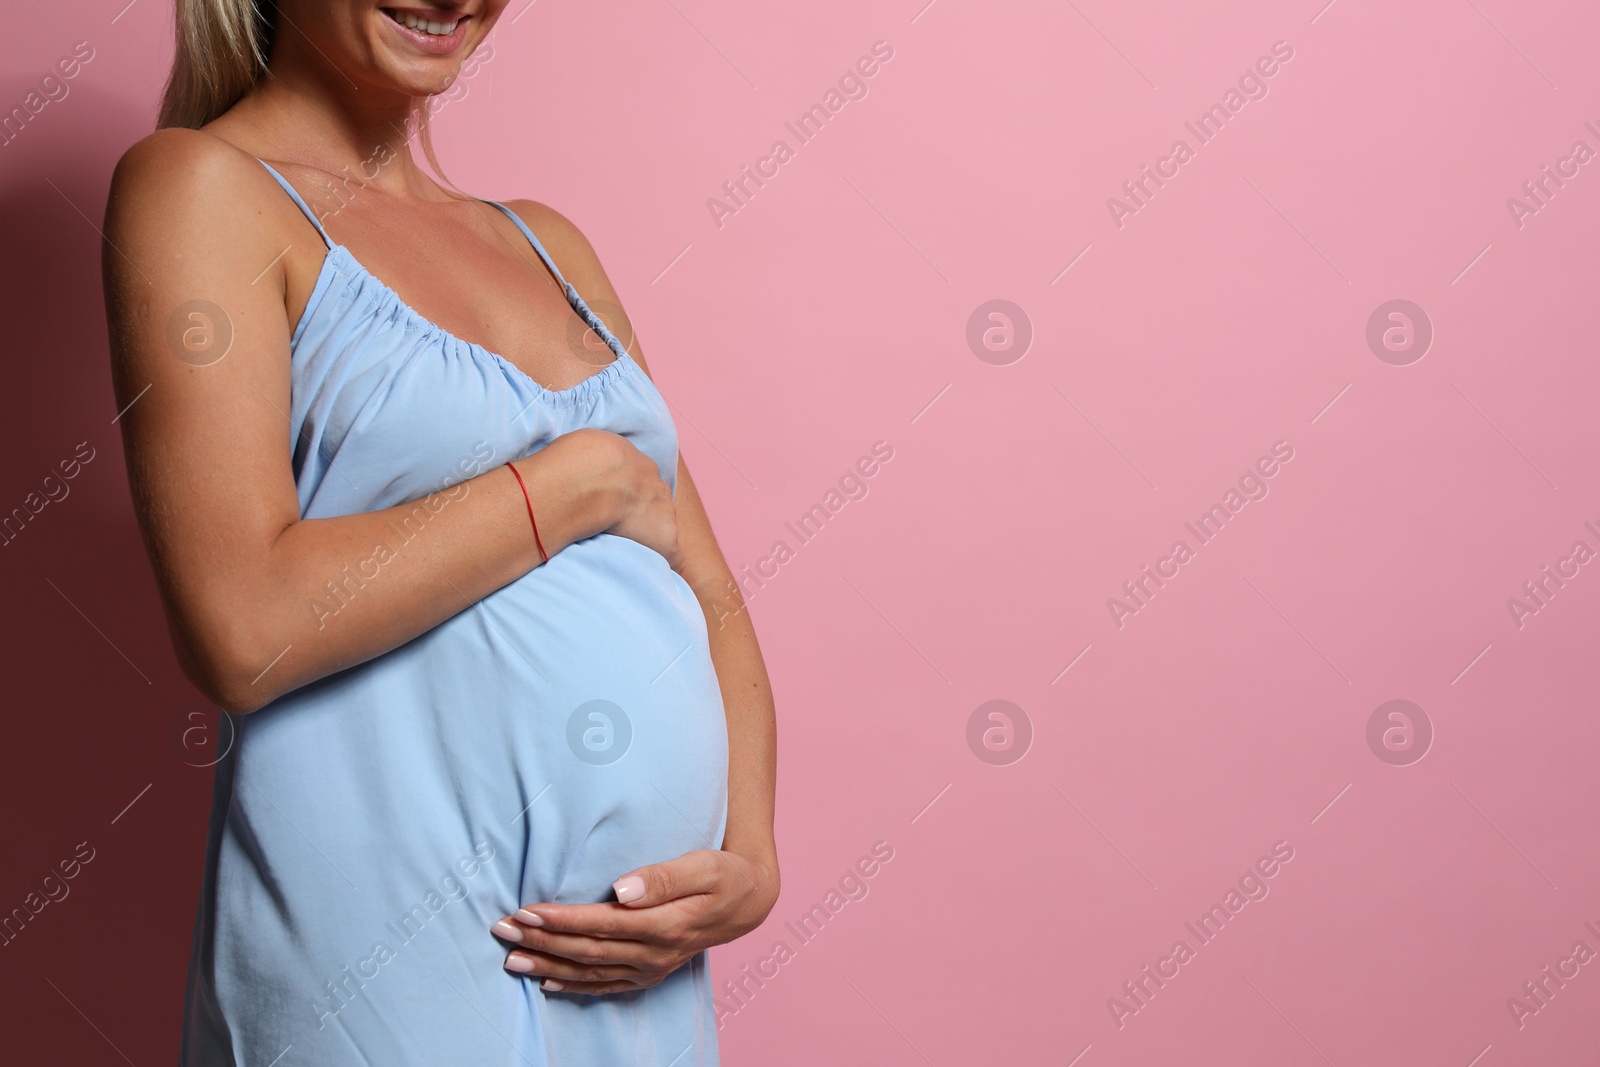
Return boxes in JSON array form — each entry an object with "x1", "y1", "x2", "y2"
[
  {"x1": 504, "y1": 954, "x2": 535, "y2": 974},
  {"x1": 542, "y1": 979, "x2": 564, "y2": 992},
  {"x1": 492, "y1": 920, "x2": 523, "y2": 943},
  {"x1": 514, "y1": 909, "x2": 545, "y2": 927},
  {"x1": 613, "y1": 875, "x2": 646, "y2": 904}
]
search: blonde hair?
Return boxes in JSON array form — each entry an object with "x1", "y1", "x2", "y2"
[
  {"x1": 158, "y1": 0, "x2": 275, "y2": 130},
  {"x1": 155, "y1": 0, "x2": 457, "y2": 190}
]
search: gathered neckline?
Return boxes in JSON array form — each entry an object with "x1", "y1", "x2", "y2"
[{"x1": 295, "y1": 243, "x2": 635, "y2": 405}]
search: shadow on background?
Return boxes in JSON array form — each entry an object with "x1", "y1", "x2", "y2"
[{"x1": 0, "y1": 81, "x2": 220, "y2": 1063}]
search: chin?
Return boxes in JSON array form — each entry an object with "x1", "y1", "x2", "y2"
[{"x1": 363, "y1": 3, "x2": 497, "y2": 93}]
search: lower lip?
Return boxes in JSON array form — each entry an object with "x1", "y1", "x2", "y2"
[{"x1": 381, "y1": 10, "x2": 471, "y2": 55}]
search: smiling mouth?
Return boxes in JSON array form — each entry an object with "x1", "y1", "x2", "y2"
[{"x1": 381, "y1": 8, "x2": 467, "y2": 37}]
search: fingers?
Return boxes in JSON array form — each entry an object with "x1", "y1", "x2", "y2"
[
  {"x1": 503, "y1": 949, "x2": 648, "y2": 989},
  {"x1": 507, "y1": 853, "x2": 720, "y2": 933},
  {"x1": 502, "y1": 946, "x2": 681, "y2": 997},
  {"x1": 613, "y1": 850, "x2": 723, "y2": 909},
  {"x1": 496, "y1": 923, "x2": 680, "y2": 970},
  {"x1": 503, "y1": 902, "x2": 652, "y2": 940},
  {"x1": 543, "y1": 979, "x2": 645, "y2": 997}
]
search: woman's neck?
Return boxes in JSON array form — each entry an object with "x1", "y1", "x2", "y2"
[{"x1": 213, "y1": 43, "x2": 440, "y2": 198}]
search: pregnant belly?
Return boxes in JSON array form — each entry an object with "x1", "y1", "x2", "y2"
[
  {"x1": 465, "y1": 533, "x2": 732, "y2": 902},
  {"x1": 237, "y1": 532, "x2": 729, "y2": 909}
]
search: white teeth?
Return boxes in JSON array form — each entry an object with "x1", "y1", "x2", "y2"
[{"x1": 392, "y1": 10, "x2": 460, "y2": 35}]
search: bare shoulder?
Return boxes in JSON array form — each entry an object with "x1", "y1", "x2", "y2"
[
  {"x1": 105, "y1": 127, "x2": 299, "y2": 264},
  {"x1": 101, "y1": 128, "x2": 309, "y2": 391},
  {"x1": 111, "y1": 126, "x2": 256, "y2": 191}
]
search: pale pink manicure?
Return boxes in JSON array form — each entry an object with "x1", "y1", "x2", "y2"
[
  {"x1": 504, "y1": 954, "x2": 535, "y2": 974},
  {"x1": 514, "y1": 909, "x2": 545, "y2": 926},
  {"x1": 613, "y1": 875, "x2": 646, "y2": 904},
  {"x1": 491, "y1": 920, "x2": 523, "y2": 943},
  {"x1": 542, "y1": 979, "x2": 564, "y2": 992}
]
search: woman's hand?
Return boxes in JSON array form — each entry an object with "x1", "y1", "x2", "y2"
[
  {"x1": 490, "y1": 849, "x2": 780, "y2": 995},
  {"x1": 537, "y1": 428, "x2": 681, "y2": 570}
]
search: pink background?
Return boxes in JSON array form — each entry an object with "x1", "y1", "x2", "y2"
[{"x1": 4, "y1": 0, "x2": 1599, "y2": 1063}]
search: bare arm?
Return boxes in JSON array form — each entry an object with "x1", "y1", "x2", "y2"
[
  {"x1": 102, "y1": 131, "x2": 671, "y2": 714},
  {"x1": 673, "y1": 460, "x2": 778, "y2": 874}
]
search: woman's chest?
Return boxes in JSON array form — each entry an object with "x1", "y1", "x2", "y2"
[
  {"x1": 289, "y1": 194, "x2": 616, "y2": 394},
  {"x1": 289, "y1": 276, "x2": 678, "y2": 519}
]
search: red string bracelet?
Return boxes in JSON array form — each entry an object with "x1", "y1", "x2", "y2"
[{"x1": 504, "y1": 461, "x2": 548, "y2": 563}]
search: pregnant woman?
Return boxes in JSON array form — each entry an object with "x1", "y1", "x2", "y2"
[{"x1": 101, "y1": 2, "x2": 777, "y2": 1063}]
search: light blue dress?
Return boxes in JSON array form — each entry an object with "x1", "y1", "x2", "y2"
[{"x1": 180, "y1": 160, "x2": 730, "y2": 1066}]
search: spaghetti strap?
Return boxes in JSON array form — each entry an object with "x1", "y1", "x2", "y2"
[
  {"x1": 482, "y1": 199, "x2": 572, "y2": 291},
  {"x1": 252, "y1": 164, "x2": 564, "y2": 293},
  {"x1": 255, "y1": 158, "x2": 334, "y2": 249},
  {"x1": 479, "y1": 199, "x2": 632, "y2": 363}
]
